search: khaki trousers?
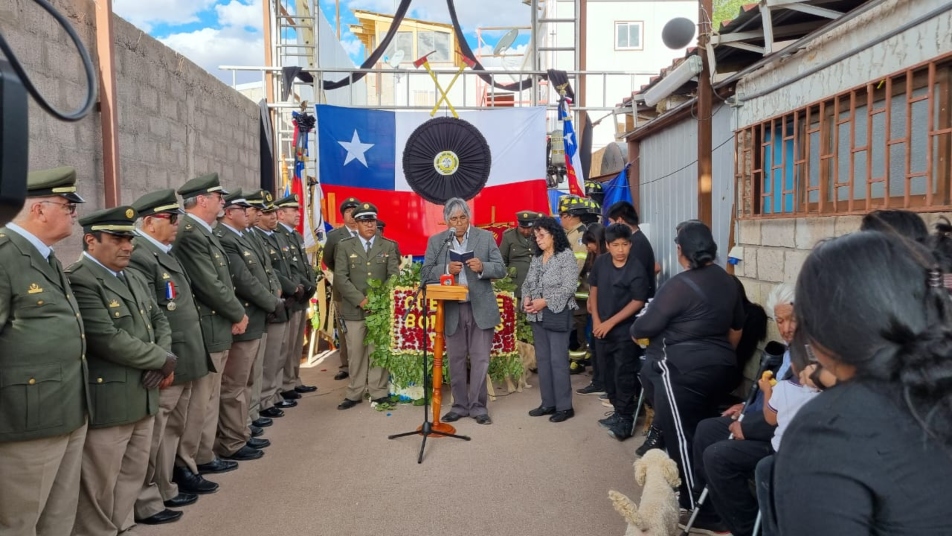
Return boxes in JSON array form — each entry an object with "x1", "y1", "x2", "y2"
[
  {"x1": 343, "y1": 319, "x2": 389, "y2": 401},
  {"x1": 196, "y1": 350, "x2": 228, "y2": 466},
  {"x1": 260, "y1": 321, "x2": 289, "y2": 411},
  {"x1": 134, "y1": 383, "x2": 190, "y2": 520},
  {"x1": 73, "y1": 416, "x2": 154, "y2": 536},
  {"x1": 214, "y1": 339, "x2": 260, "y2": 456},
  {"x1": 281, "y1": 310, "x2": 307, "y2": 391},
  {"x1": 333, "y1": 299, "x2": 349, "y2": 370},
  {"x1": 0, "y1": 421, "x2": 87, "y2": 536},
  {"x1": 247, "y1": 332, "x2": 268, "y2": 424}
]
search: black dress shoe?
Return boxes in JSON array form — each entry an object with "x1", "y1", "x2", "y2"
[
  {"x1": 337, "y1": 398, "x2": 361, "y2": 410},
  {"x1": 222, "y1": 445, "x2": 264, "y2": 461},
  {"x1": 549, "y1": 409, "x2": 575, "y2": 423},
  {"x1": 163, "y1": 493, "x2": 198, "y2": 508},
  {"x1": 260, "y1": 407, "x2": 285, "y2": 418},
  {"x1": 246, "y1": 437, "x2": 271, "y2": 450},
  {"x1": 173, "y1": 466, "x2": 221, "y2": 493},
  {"x1": 252, "y1": 417, "x2": 273, "y2": 428},
  {"x1": 528, "y1": 405, "x2": 556, "y2": 417},
  {"x1": 295, "y1": 384, "x2": 318, "y2": 393},
  {"x1": 333, "y1": 370, "x2": 349, "y2": 380},
  {"x1": 274, "y1": 399, "x2": 298, "y2": 409},
  {"x1": 250, "y1": 425, "x2": 263, "y2": 437},
  {"x1": 138, "y1": 509, "x2": 182, "y2": 525},
  {"x1": 475, "y1": 414, "x2": 493, "y2": 425},
  {"x1": 371, "y1": 396, "x2": 393, "y2": 405},
  {"x1": 195, "y1": 459, "x2": 237, "y2": 476},
  {"x1": 442, "y1": 411, "x2": 464, "y2": 422},
  {"x1": 280, "y1": 390, "x2": 302, "y2": 400}
]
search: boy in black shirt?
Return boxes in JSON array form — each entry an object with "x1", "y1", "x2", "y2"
[
  {"x1": 606, "y1": 201, "x2": 657, "y2": 298},
  {"x1": 588, "y1": 224, "x2": 649, "y2": 440}
]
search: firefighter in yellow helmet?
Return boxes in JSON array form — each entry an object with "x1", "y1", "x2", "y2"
[{"x1": 558, "y1": 195, "x2": 601, "y2": 374}]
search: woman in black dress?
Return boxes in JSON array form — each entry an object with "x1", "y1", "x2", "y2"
[
  {"x1": 631, "y1": 221, "x2": 744, "y2": 511},
  {"x1": 772, "y1": 230, "x2": 952, "y2": 535}
]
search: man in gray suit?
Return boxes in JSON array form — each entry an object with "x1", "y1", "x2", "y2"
[{"x1": 421, "y1": 198, "x2": 506, "y2": 425}]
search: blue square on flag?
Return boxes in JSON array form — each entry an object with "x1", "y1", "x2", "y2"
[{"x1": 317, "y1": 105, "x2": 395, "y2": 190}]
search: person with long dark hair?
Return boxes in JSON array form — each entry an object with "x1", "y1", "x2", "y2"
[
  {"x1": 631, "y1": 221, "x2": 745, "y2": 514},
  {"x1": 576, "y1": 223, "x2": 608, "y2": 397},
  {"x1": 522, "y1": 217, "x2": 580, "y2": 423},
  {"x1": 859, "y1": 209, "x2": 928, "y2": 242},
  {"x1": 770, "y1": 231, "x2": 952, "y2": 534}
]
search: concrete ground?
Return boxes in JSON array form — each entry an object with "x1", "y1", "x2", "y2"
[{"x1": 136, "y1": 363, "x2": 647, "y2": 536}]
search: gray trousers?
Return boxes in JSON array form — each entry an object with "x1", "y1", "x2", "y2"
[
  {"x1": 446, "y1": 302, "x2": 493, "y2": 417},
  {"x1": 531, "y1": 323, "x2": 574, "y2": 411}
]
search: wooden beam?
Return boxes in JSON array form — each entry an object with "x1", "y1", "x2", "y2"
[
  {"x1": 723, "y1": 41, "x2": 766, "y2": 55},
  {"x1": 710, "y1": 21, "x2": 824, "y2": 44},
  {"x1": 94, "y1": 0, "x2": 120, "y2": 207},
  {"x1": 760, "y1": 4, "x2": 775, "y2": 55},
  {"x1": 780, "y1": 2, "x2": 844, "y2": 19},
  {"x1": 263, "y1": 0, "x2": 274, "y2": 103},
  {"x1": 697, "y1": 0, "x2": 713, "y2": 228}
]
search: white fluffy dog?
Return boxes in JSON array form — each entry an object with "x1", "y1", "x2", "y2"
[{"x1": 609, "y1": 450, "x2": 682, "y2": 536}]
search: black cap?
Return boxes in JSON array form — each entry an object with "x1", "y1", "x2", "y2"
[
  {"x1": 132, "y1": 189, "x2": 184, "y2": 217},
  {"x1": 177, "y1": 173, "x2": 229, "y2": 199},
  {"x1": 516, "y1": 211, "x2": 542, "y2": 228},
  {"x1": 377, "y1": 219, "x2": 386, "y2": 230},
  {"x1": 274, "y1": 194, "x2": 300, "y2": 209},
  {"x1": 353, "y1": 202, "x2": 377, "y2": 221},
  {"x1": 78, "y1": 206, "x2": 138, "y2": 237},
  {"x1": 340, "y1": 197, "x2": 360, "y2": 214},
  {"x1": 223, "y1": 189, "x2": 252, "y2": 208},
  {"x1": 27, "y1": 166, "x2": 85, "y2": 203}
]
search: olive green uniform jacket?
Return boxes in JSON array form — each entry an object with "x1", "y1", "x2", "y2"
[
  {"x1": 0, "y1": 228, "x2": 88, "y2": 442},
  {"x1": 334, "y1": 235, "x2": 400, "y2": 321},
  {"x1": 66, "y1": 257, "x2": 171, "y2": 428},
  {"x1": 499, "y1": 227, "x2": 537, "y2": 298},
  {"x1": 274, "y1": 223, "x2": 316, "y2": 312},
  {"x1": 215, "y1": 225, "x2": 282, "y2": 342}
]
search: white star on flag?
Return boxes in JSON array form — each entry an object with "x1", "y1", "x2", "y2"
[
  {"x1": 338, "y1": 130, "x2": 374, "y2": 167},
  {"x1": 564, "y1": 132, "x2": 575, "y2": 147}
]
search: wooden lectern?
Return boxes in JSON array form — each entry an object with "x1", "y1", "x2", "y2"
[
  {"x1": 388, "y1": 282, "x2": 471, "y2": 463},
  {"x1": 424, "y1": 283, "x2": 469, "y2": 435}
]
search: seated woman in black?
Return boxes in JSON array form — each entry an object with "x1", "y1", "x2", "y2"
[
  {"x1": 772, "y1": 230, "x2": 952, "y2": 535},
  {"x1": 630, "y1": 221, "x2": 744, "y2": 512}
]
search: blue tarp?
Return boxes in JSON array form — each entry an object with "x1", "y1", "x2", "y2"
[{"x1": 601, "y1": 163, "x2": 633, "y2": 217}]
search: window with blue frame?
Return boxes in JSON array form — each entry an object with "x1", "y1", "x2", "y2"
[{"x1": 762, "y1": 125, "x2": 797, "y2": 214}]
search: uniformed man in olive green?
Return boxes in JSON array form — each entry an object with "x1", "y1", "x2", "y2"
[
  {"x1": 322, "y1": 196, "x2": 361, "y2": 381},
  {"x1": 559, "y1": 195, "x2": 593, "y2": 374},
  {"x1": 66, "y1": 206, "x2": 177, "y2": 534},
  {"x1": 129, "y1": 189, "x2": 218, "y2": 523},
  {"x1": 0, "y1": 167, "x2": 88, "y2": 535},
  {"x1": 273, "y1": 194, "x2": 318, "y2": 397},
  {"x1": 238, "y1": 190, "x2": 289, "y2": 431},
  {"x1": 499, "y1": 210, "x2": 542, "y2": 299},
  {"x1": 251, "y1": 192, "x2": 297, "y2": 422},
  {"x1": 213, "y1": 190, "x2": 282, "y2": 461},
  {"x1": 335, "y1": 203, "x2": 400, "y2": 409},
  {"x1": 174, "y1": 173, "x2": 248, "y2": 475}
]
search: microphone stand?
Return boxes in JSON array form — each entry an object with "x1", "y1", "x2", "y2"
[{"x1": 389, "y1": 229, "x2": 470, "y2": 463}]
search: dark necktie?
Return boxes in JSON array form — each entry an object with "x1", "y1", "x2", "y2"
[{"x1": 47, "y1": 251, "x2": 59, "y2": 270}]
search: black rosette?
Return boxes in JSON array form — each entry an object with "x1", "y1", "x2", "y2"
[{"x1": 401, "y1": 117, "x2": 492, "y2": 204}]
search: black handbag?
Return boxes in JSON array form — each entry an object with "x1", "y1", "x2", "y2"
[{"x1": 541, "y1": 305, "x2": 572, "y2": 332}]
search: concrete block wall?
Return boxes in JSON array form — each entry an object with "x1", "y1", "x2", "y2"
[{"x1": 2, "y1": 0, "x2": 260, "y2": 260}]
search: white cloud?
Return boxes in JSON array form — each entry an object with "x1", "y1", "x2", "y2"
[
  {"x1": 114, "y1": 0, "x2": 218, "y2": 32},
  {"x1": 216, "y1": 0, "x2": 263, "y2": 32},
  {"x1": 160, "y1": 26, "x2": 264, "y2": 84},
  {"x1": 340, "y1": 37, "x2": 365, "y2": 58}
]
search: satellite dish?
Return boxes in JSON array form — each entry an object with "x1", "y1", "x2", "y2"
[
  {"x1": 388, "y1": 50, "x2": 405, "y2": 68},
  {"x1": 662, "y1": 17, "x2": 696, "y2": 50},
  {"x1": 493, "y1": 29, "x2": 519, "y2": 56}
]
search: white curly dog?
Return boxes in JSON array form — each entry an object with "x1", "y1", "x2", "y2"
[{"x1": 609, "y1": 449, "x2": 682, "y2": 536}]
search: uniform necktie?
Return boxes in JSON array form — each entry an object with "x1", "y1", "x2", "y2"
[
  {"x1": 48, "y1": 250, "x2": 58, "y2": 270},
  {"x1": 364, "y1": 240, "x2": 370, "y2": 252}
]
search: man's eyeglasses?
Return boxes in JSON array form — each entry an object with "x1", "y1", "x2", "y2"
[
  {"x1": 152, "y1": 213, "x2": 179, "y2": 224},
  {"x1": 448, "y1": 214, "x2": 469, "y2": 224},
  {"x1": 39, "y1": 201, "x2": 77, "y2": 215}
]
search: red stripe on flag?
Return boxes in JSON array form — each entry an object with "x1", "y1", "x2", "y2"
[{"x1": 322, "y1": 179, "x2": 550, "y2": 256}]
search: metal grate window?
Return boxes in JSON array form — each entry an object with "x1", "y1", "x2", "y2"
[{"x1": 736, "y1": 55, "x2": 952, "y2": 219}]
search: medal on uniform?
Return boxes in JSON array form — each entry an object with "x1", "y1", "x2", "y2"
[{"x1": 166, "y1": 281, "x2": 177, "y2": 311}]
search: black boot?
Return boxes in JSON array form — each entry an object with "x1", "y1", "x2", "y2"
[
  {"x1": 635, "y1": 425, "x2": 664, "y2": 457},
  {"x1": 172, "y1": 466, "x2": 220, "y2": 494}
]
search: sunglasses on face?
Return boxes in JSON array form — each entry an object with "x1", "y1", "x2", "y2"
[
  {"x1": 152, "y1": 213, "x2": 179, "y2": 224},
  {"x1": 39, "y1": 200, "x2": 78, "y2": 215}
]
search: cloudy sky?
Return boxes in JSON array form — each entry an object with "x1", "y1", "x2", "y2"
[{"x1": 113, "y1": 0, "x2": 534, "y2": 85}]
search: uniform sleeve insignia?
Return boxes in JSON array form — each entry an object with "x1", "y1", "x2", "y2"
[
  {"x1": 162, "y1": 273, "x2": 171, "y2": 280},
  {"x1": 185, "y1": 224, "x2": 193, "y2": 230},
  {"x1": 349, "y1": 253, "x2": 358, "y2": 258},
  {"x1": 243, "y1": 251, "x2": 251, "y2": 256},
  {"x1": 27, "y1": 283, "x2": 43, "y2": 294},
  {"x1": 109, "y1": 300, "x2": 121, "y2": 308}
]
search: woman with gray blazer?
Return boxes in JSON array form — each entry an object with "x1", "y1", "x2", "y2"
[{"x1": 521, "y1": 217, "x2": 579, "y2": 422}]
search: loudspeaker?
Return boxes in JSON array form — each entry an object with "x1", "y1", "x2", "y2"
[{"x1": 0, "y1": 60, "x2": 28, "y2": 227}]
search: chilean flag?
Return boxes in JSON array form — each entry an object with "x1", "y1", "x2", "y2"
[
  {"x1": 559, "y1": 98, "x2": 586, "y2": 197},
  {"x1": 316, "y1": 105, "x2": 550, "y2": 255}
]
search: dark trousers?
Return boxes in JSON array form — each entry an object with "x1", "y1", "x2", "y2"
[
  {"x1": 530, "y1": 323, "x2": 574, "y2": 411},
  {"x1": 595, "y1": 337, "x2": 641, "y2": 418},
  {"x1": 755, "y1": 455, "x2": 778, "y2": 536},
  {"x1": 643, "y1": 357, "x2": 736, "y2": 510},
  {"x1": 587, "y1": 316, "x2": 604, "y2": 389},
  {"x1": 693, "y1": 416, "x2": 773, "y2": 536}
]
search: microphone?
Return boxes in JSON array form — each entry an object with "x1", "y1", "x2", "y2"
[{"x1": 443, "y1": 227, "x2": 456, "y2": 244}]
